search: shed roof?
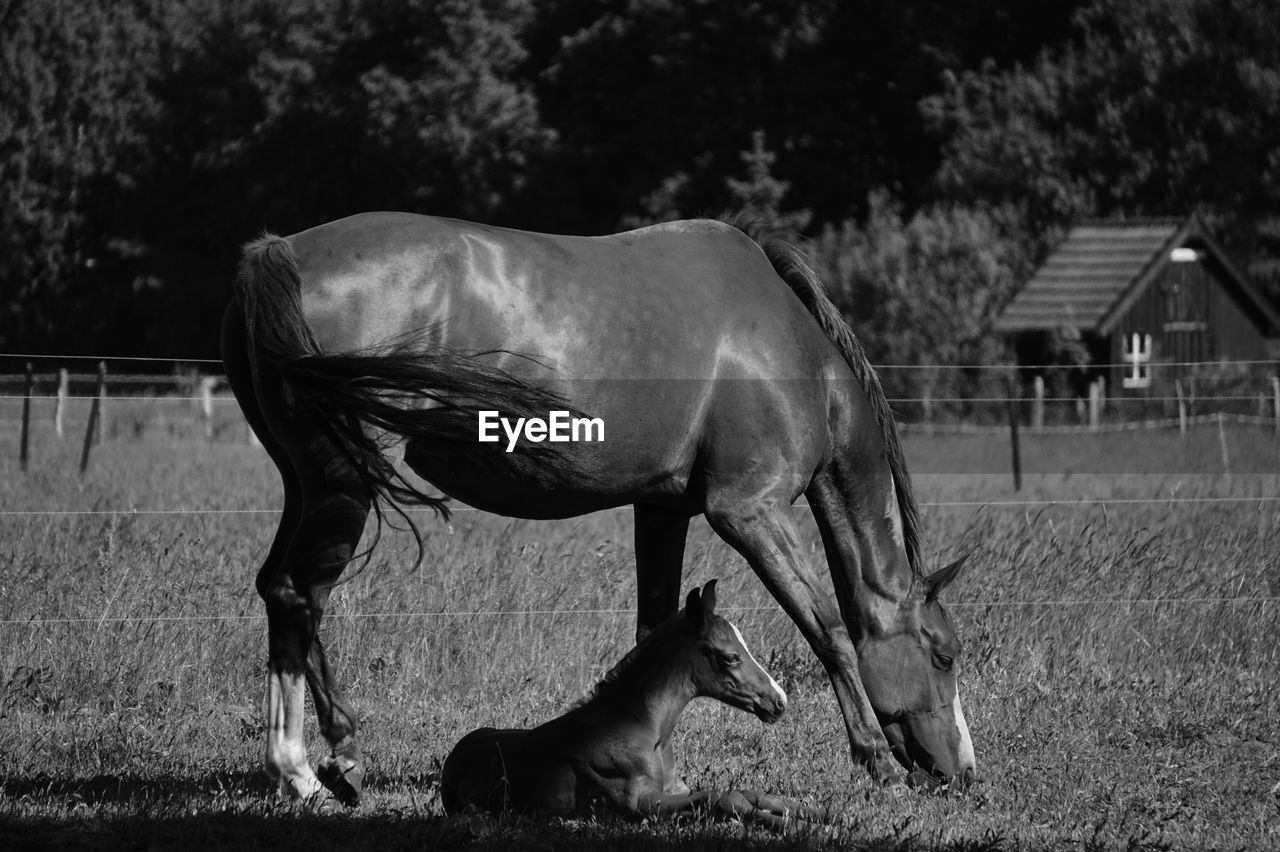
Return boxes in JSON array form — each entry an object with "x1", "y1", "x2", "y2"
[
  {"x1": 996, "y1": 219, "x2": 1185, "y2": 333},
  {"x1": 997, "y1": 215, "x2": 1280, "y2": 336}
]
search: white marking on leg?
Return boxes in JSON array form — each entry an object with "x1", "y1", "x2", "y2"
[
  {"x1": 953, "y1": 685, "x2": 976, "y2": 773},
  {"x1": 266, "y1": 667, "x2": 326, "y2": 802},
  {"x1": 730, "y1": 622, "x2": 787, "y2": 707}
]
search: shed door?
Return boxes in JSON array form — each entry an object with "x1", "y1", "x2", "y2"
[{"x1": 1161, "y1": 253, "x2": 1212, "y2": 364}]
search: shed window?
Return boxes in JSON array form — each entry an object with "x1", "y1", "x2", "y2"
[{"x1": 1122, "y1": 332, "x2": 1153, "y2": 389}]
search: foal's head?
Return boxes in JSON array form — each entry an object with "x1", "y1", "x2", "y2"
[{"x1": 679, "y1": 580, "x2": 787, "y2": 723}]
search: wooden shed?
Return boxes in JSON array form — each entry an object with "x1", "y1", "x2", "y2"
[{"x1": 997, "y1": 215, "x2": 1280, "y2": 394}]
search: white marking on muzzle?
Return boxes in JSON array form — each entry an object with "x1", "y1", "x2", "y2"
[
  {"x1": 730, "y1": 622, "x2": 788, "y2": 707},
  {"x1": 953, "y1": 684, "x2": 976, "y2": 773}
]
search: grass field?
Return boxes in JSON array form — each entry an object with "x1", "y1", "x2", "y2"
[{"x1": 2, "y1": 398, "x2": 1278, "y2": 849}]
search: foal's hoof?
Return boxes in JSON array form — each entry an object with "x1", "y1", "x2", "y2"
[{"x1": 317, "y1": 754, "x2": 365, "y2": 807}]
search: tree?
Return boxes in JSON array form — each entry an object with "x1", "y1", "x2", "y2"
[
  {"x1": 922, "y1": 0, "x2": 1280, "y2": 297},
  {"x1": 124, "y1": 0, "x2": 554, "y2": 356},
  {"x1": 809, "y1": 193, "x2": 1029, "y2": 411},
  {"x1": 0, "y1": 0, "x2": 171, "y2": 353}
]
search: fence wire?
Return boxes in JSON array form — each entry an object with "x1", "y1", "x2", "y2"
[{"x1": 3, "y1": 596, "x2": 1276, "y2": 627}]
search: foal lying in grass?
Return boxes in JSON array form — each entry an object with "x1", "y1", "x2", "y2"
[{"x1": 441, "y1": 580, "x2": 830, "y2": 828}]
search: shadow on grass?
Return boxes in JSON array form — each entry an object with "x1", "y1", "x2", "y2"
[
  {"x1": 0, "y1": 772, "x2": 773, "y2": 851},
  {"x1": 0, "y1": 773, "x2": 1004, "y2": 852}
]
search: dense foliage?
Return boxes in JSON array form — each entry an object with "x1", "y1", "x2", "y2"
[{"x1": 2, "y1": 0, "x2": 1276, "y2": 363}]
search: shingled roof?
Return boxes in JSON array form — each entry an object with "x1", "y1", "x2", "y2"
[
  {"x1": 996, "y1": 218, "x2": 1186, "y2": 333},
  {"x1": 998, "y1": 215, "x2": 1280, "y2": 335}
]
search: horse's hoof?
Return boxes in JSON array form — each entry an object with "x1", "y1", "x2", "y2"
[
  {"x1": 905, "y1": 767, "x2": 944, "y2": 791},
  {"x1": 663, "y1": 776, "x2": 692, "y2": 796},
  {"x1": 318, "y1": 754, "x2": 364, "y2": 807},
  {"x1": 870, "y1": 755, "x2": 907, "y2": 789},
  {"x1": 305, "y1": 790, "x2": 342, "y2": 813}
]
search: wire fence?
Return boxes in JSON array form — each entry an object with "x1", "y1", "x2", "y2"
[
  {"x1": 3, "y1": 595, "x2": 1277, "y2": 627},
  {"x1": 2, "y1": 354, "x2": 1277, "y2": 437},
  {"x1": 3, "y1": 352, "x2": 1277, "y2": 628},
  {"x1": 1, "y1": 494, "x2": 1279, "y2": 519}
]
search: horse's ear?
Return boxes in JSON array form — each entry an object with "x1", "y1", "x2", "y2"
[
  {"x1": 701, "y1": 579, "x2": 718, "y2": 615},
  {"x1": 924, "y1": 556, "x2": 967, "y2": 602}
]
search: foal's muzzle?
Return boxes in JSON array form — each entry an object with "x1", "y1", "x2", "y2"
[{"x1": 753, "y1": 692, "x2": 786, "y2": 724}]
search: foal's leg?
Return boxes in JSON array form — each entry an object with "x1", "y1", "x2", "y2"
[
  {"x1": 712, "y1": 789, "x2": 834, "y2": 827},
  {"x1": 704, "y1": 496, "x2": 905, "y2": 786},
  {"x1": 633, "y1": 503, "x2": 692, "y2": 795},
  {"x1": 638, "y1": 788, "x2": 831, "y2": 829}
]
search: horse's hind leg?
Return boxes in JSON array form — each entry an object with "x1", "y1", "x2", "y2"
[
  {"x1": 633, "y1": 503, "x2": 692, "y2": 795},
  {"x1": 307, "y1": 619, "x2": 364, "y2": 803},
  {"x1": 227, "y1": 349, "x2": 371, "y2": 803},
  {"x1": 256, "y1": 439, "x2": 371, "y2": 806}
]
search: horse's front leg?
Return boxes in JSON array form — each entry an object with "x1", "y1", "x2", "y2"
[{"x1": 705, "y1": 498, "x2": 906, "y2": 786}]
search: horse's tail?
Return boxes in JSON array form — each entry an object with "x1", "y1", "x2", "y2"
[
  {"x1": 233, "y1": 233, "x2": 575, "y2": 526},
  {"x1": 727, "y1": 216, "x2": 922, "y2": 573}
]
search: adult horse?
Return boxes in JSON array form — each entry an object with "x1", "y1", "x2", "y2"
[{"x1": 221, "y1": 212, "x2": 976, "y2": 806}]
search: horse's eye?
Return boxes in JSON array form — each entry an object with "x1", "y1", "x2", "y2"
[
  {"x1": 933, "y1": 653, "x2": 954, "y2": 672},
  {"x1": 720, "y1": 653, "x2": 741, "y2": 668}
]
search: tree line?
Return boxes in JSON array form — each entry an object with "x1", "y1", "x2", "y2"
[{"x1": 3, "y1": 0, "x2": 1277, "y2": 371}]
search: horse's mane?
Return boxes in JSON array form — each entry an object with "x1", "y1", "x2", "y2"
[
  {"x1": 571, "y1": 623, "x2": 667, "y2": 709},
  {"x1": 724, "y1": 213, "x2": 923, "y2": 576}
]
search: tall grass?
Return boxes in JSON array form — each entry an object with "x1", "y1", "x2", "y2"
[{"x1": 1, "y1": 418, "x2": 1278, "y2": 849}]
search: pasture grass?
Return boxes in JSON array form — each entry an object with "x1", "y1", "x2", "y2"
[{"x1": 1, "y1": 414, "x2": 1278, "y2": 849}]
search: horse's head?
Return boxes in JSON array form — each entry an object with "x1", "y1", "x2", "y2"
[
  {"x1": 683, "y1": 580, "x2": 788, "y2": 723},
  {"x1": 857, "y1": 557, "x2": 976, "y2": 787}
]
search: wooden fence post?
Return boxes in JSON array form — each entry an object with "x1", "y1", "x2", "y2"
[
  {"x1": 1031, "y1": 375, "x2": 1045, "y2": 429},
  {"x1": 80, "y1": 361, "x2": 107, "y2": 474},
  {"x1": 1273, "y1": 376, "x2": 1279, "y2": 436},
  {"x1": 200, "y1": 376, "x2": 217, "y2": 438},
  {"x1": 1175, "y1": 379, "x2": 1187, "y2": 434},
  {"x1": 1218, "y1": 411, "x2": 1230, "y2": 476},
  {"x1": 20, "y1": 362, "x2": 33, "y2": 472},
  {"x1": 54, "y1": 368, "x2": 68, "y2": 439},
  {"x1": 1007, "y1": 375, "x2": 1022, "y2": 492},
  {"x1": 95, "y1": 361, "x2": 106, "y2": 445},
  {"x1": 1088, "y1": 378, "x2": 1102, "y2": 431}
]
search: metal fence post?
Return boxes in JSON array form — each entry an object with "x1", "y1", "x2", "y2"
[{"x1": 20, "y1": 362, "x2": 33, "y2": 471}]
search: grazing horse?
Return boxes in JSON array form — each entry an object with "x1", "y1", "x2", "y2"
[
  {"x1": 221, "y1": 211, "x2": 976, "y2": 806},
  {"x1": 442, "y1": 580, "x2": 828, "y2": 829}
]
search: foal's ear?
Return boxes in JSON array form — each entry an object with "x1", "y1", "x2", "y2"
[
  {"x1": 684, "y1": 579, "x2": 719, "y2": 628},
  {"x1": 924, "y1": 556, "x2": 967, "y2": 602},
  {"x1": 685, "y1": 585, "x2": 704, "y2": 628},
  {"x1": 701, "y1": 579, "x2": 718, "y2": 615}
]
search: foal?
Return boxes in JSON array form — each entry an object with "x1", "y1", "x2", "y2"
[{"x1": 440, "y1": 581, "x2": 831, "y2": 828}]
